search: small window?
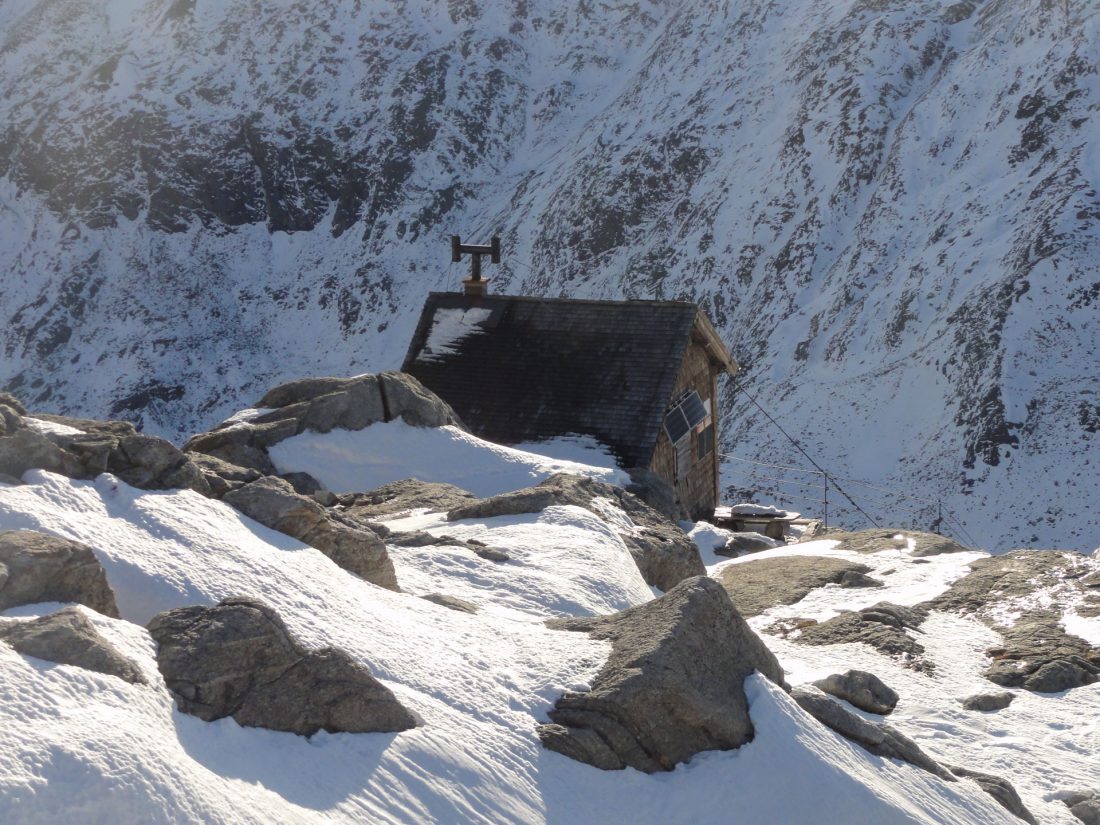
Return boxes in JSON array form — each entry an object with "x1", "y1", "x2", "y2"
[{"x1": 696, "y1": 422, "x2": 715, "y2": 460}]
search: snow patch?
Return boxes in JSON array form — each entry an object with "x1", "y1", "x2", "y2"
[
  {"x1": 1062, "y1": 610, "x2": 1100, "y2": 646},
  {"x1": 268, "y1": 421, "x2": 628, "y2": 496},
  {"x1": 416, "y1": 308, "x2": 493, "y2": 363},
  {"x1": 512, "y1": 433, "x2": 621, "y2": 472},
  {"x1": 220, "y1": 407, "x2": 275, "y2": 426},
  {"x1": 22, "y1": 417, "x2": 83, "y2": 436}
]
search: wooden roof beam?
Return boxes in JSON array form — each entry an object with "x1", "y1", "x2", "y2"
[{"x1": 691, "y1": 312, "x2": 738, "y2": 374}]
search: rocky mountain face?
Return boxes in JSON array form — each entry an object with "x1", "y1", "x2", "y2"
[{"x1": 1, "y1": 0, "x2": 1098, "y2": 551}]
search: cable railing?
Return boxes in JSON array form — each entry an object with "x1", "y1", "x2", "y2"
[
  {"x1": 722, "y1": 378, "x2": 981, "y2": 547},
  {"x1": 720, "y1": 451, "x2": 978, "y2": 547}
]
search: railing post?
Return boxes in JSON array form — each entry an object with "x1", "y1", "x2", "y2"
[{"x1": 823, "y1": 473, "x2": 828, "y2": 529}]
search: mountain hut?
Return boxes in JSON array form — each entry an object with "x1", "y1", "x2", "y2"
[{"x1": 402, "y1": 289, "x2": 738, "y2": 520}]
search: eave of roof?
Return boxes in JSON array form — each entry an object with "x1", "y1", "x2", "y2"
[{"x1": 691, "y1": 311, "x2": 739, "y2": 374}]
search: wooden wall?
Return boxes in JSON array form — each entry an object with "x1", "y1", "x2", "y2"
[{"x1": 648, "y1": 340, "x2": 721, "y2": 521}]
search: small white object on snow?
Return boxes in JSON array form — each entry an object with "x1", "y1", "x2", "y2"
[{"x1": 727, "y1": 503, "x2": 791, "y2": 517}]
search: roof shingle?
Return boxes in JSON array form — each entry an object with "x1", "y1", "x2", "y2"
[{"x1": 402, "y1": 293, "x2": 710, "y2": 468}]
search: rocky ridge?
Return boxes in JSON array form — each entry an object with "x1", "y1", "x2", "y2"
[{"x1": 745, "y1": 531, "x2": 1100, "y2": 693}]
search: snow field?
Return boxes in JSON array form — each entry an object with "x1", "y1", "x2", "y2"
[{"x1": 0, "y1": 463, "x2": 1018, "y2": 824}]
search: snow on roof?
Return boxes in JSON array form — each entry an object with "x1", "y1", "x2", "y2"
[{"x1": 415, "y1": 307, "x2": 493, "y2": 363}]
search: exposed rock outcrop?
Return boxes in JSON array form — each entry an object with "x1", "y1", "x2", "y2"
[
  {"x1": 715, "y1": 556, "x2": 879, "y2": 617},
  {"x1": 448, "y1": 474, "x2": 704, "y2": 591},
  {"x1": 420, "y1": 593, "x2": 478, "y2": 614},
  {"x1": 0, "y1": 530, "x2": 120, "y2": 617},
  {"x1": 812, "y1": 529, "x2": 973, "y2": 557},
  {"x1": 0, "y1": 404, "x2": 22, "y2": 437},
  {"x1": 948, "y1": 766, "x2": 1038, "y2": 825},
  {"x1": 446, "y1": 474, "x2": 603, "y2": 521},
  {"x1": 0, "y1": 393, "x2": 27, "y2": 416},
  {"x1": 927, "y1": 552, "x2": 1100, "y2": 692},
  {"x1": 266, "y1": 371, "x2": 457, "y2": 428},
  {"x1": 537, "y1": 577, "x2": 785, "y2": 772},
  {"x1": 926, "y1": 550, "x2": 1084, "y2": 614},
  {"x1": 762, "y1": 546, "x2": 1100, "y2": 693},
  {"x1": 187, "y1": 374, "x2": 462, "y2": 490},
  {"x1": 187, "y1": 453, "x2": 263, "y2": 498},
  {"x1": 278, "y1": 471, "x2": 325, "y2": 496},
  {"x1": 223, "y1": 477, "x2": 398, "y2": 590},
  {"x1": 984, "y1": 612, "x2": 1099, "y2": 692},
  {"x1": 26, "y1": 413, "x2": 137, "y2": 437},
  {"x1": 376, "y1": 371, "x2": 464, "y2": 428},
  {"x1": 0, "y1": 607, "x2": 145, "y2": 684},
  {"x1": 812, "y1": 669, "x2": 899, "y2": 715},
  {"x1": 384, "y1": 531, "x2": 465, "y2": 549},
  {"x1": 790, "y1": 603, "x2": 931, "y2": 671},
  {"x1": 0, "y1": 425, "x2": 85, "y2": 479},
  {"x1": 185, "y1": 372, "x2": 462, "y2": 474},
  {"x1": 0, "y1": 411, "x2": 210, "y2": 496},
  {"x1": 340, "y1": 478, "x2": 478, "y2": 520},
  {"x1": 104, "y1": 433, "x2": 211, "y2": 493},
  {"x1": 960, "y1": 691, "x2": 1015, "y2": 712},
  {"x1": 791, "y1": 687, "x2": 953, "y2": 781},
  {"x1": 1063, "y1": 791, "x2": 1100, "y2": 825},
  {"x1": 148, "y1": 597, "x2": 416, "y2": 736}
]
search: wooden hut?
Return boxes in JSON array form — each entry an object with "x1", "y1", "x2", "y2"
[{"x1": 402, "y1": 292, "x2": 738, "y2": 520}]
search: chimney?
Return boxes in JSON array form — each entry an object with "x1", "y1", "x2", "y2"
[{"x1": 451, "y1": 235, "x2": 500, "y2": 297}]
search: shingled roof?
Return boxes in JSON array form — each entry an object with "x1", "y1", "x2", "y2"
[{"x1": 401, "y1": 293, "x2": 735, "y2": 469}]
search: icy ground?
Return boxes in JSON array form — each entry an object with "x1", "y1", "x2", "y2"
[{"x1": 0, "y1": 423, "x2": 1093, "y2": 823}]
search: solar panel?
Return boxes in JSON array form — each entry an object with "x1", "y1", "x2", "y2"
[
  {"x1": 663, "y1": 406, "x2": 691, "y2": 443},
  {"x1": 680, "y1": 392, "x2": 708, "y2": 429},
  {"x1": 664, "y1": 391, "x2": 708, "y2": 443}
]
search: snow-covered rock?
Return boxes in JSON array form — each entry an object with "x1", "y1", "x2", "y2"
[
  {"x1": 148, "y1": 596, "x2": 417, "y2": 735},
  {"x1": 0, "y1": 606, "x2": 145, "y2": 684},
  {"x1": 0, "y1": 530, "x2": 120, "y2": 617},
  {"x1": 0, "y1": 418, "x2": 1080, "y2": 823}
]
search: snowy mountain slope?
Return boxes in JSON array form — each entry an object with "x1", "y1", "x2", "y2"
[
  {"x1": 1, "y1": 0, "x2": 1099, "y2": 551},
  {"x1": 0, "y1": 460, "x2": 1036, "y2": 824}
]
